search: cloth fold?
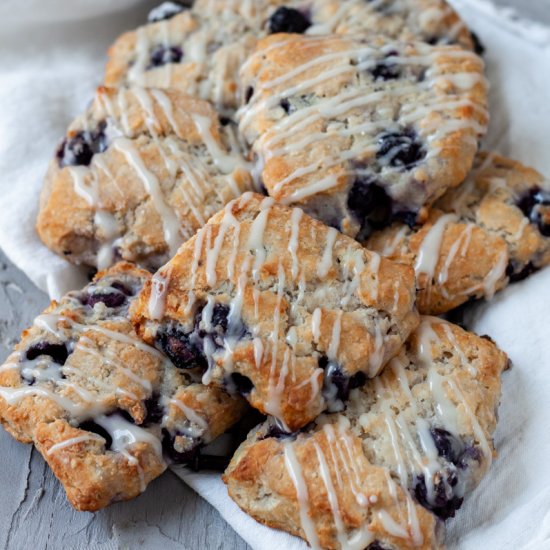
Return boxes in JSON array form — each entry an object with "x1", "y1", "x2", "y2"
[{"x1": 0, "y1": 1, "x2": 549, "y2": 548}]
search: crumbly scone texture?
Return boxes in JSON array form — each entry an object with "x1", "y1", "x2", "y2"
[
  {"x1": 224, "y1": 317, "x2": 508, "y2": 548},
  {"x1": 132, "y1": 192, "x2": 419, "y2": 431},
  {"x1": 105, "y1": 0, "x2": 474, "y2": 113},
  {"x1": 36, "y1": 86, "x2": 252, "y2": 272},
  {"x1": 366, "y1": 152, "x2": 550, "y2": 314},
  {"x1": 0, "y1": 262, "x2": 247, "y2": 511},
  {"x1": 238, "y1": 33, "x2": 488, "y2": 240}
]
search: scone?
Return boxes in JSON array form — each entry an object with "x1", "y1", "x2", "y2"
[
  {"x1": 238, "y1": 34, "x2": 488, "y2": 240},
  {"x1": 105, "y1": 0, "x2": 475, "y2": 113},
  {"x1": 36, "y1": 86, "x2": 252, "y2": 271},
  {"x1": 366, "y1": 153, "x2": 550, "y2": 314},
  {"x1": 224, "y1": 317, "x2": 509, "y2": 549},
  {"x1": 0, "y1": 262, "x2": 247, "y2": 511},
  {"x1": 132, "y1": 192, "x2": 419, "y2": 431}
]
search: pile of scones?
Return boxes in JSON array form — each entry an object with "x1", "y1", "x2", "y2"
[{"x1": 2, "y1": 1, "x2": 550, "y2": 548}]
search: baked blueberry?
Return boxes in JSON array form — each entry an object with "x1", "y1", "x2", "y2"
[
  {"x1": 147, "y1": 1, "x2": 188, "y2": 23},
  {"x1": 370, "y1": 51, "x2": 401, "y2": 81},
  {"x1": 244, "y1": 86, "x2": 254, "y2": 104},
  {"x1": 431, "y1": 427, "x2": 463, "y2": 463},
  {"x1": 148, "y1": 45, "x2": 183, "y2": 69},
  {"x1": 377, "y1": 128, "x2": 425, "y2": 169},
  {"x1": 347, "y1": 178, "x2": 394, "y2": 238},
  {"x1": 414, "y1": 472, "x2": 464, "y2": 519},
  {"x1": 81, "y1": 289, "x2": 127, "y2": 308},
  {"x1": 516, "y1": 187, "x2": 550, "y2": 237},
  {"x1": 227, "y1": 373, "x2": 254, "y2": 396},
  {"x1": 156, "y1": 326, "x2": 207, "y2": 371},
  {"x1": 506, "y1": 261, "x2": 538, "y2": 283},
  {"x1": 320, "y1": 358, "x2": 366, "y2": 411},
  {"x1": 268, "y1": 7, "x2": 311, "y2": 34},
  {"x1": 57, "y1": 121, "x2": 108, "y2": 168},
  {"x1": 161, "y1": 428, "x2": 200, "y2": 464},
  {"x1": 144, "y1": 395, "x2": 165, "y2": 425},
  {"x1": 26, "y1": 342, "x2": 69, "y2": 365},
  {"x1": 367, "y1": 543, "x2": 392, "y2": 550},
  {"x1": 78, "y1": 419, "x2": 113, "y2": 449}
]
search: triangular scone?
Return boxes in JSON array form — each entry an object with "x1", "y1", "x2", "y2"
[
  {"x1": 237, "y1": 34, "x2": 488, "y2": 239},
  {"x1": 367, "y1": 153, "x2": 550, "y2": 314},
  {"x1": 132, "y1": 192, "x2": 418, "y2": 431},
  {"x1": 0, "y1": 263, "x2": 247, "y2": 511},
  {"x1": 37, "y1": 86, "x2": 252, "y2": 271},
  {"x1": 224, "y1": 317, "x2": 508, "y2": 548}
]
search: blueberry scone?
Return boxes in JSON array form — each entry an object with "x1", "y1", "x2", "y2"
[
  {"x1": 0, "y1": 262, "x2": 247, "y2": 511},
  {"x1": 36, "y1": 86, "x2": 252, "y2": 272},
  {"x1": 238, "y1": 34, "x2": 488, "y2": 240},
  {"x1": 224, "y1": 317, "x2": 509, "y2": 549},
  {"x1": 132, "y1": 192, "x2": 419, "y2": 431},
  {"x1": 366, "y1": 153, "x2": 550, "y2": 314},
  {"x1": 105, "y1": 0, "x2": 474, "y2": 113}
]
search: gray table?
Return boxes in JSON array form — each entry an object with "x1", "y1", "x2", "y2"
[{"x1": 0, "y1": 1, "x2": 547, "y2": 549}]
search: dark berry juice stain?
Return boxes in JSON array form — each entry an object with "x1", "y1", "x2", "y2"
[
  {"x1": 430, "y1": 428, "x2": 463, "y2": 463},
  {"x1": 26, "y1": 342, "x2": 69, "y2": 365},
  {"x1": 268, "y1": 7, "x2": 311, "y2": 34},
  {"x1": 57, "y1": 121, "x2": 108, "y2": 168},
  {"x1": 470, "y1": 32, "x2": 485, "y2": 56},
  {"x1": 147, "y1": 45, "x2": 183, "y2": 69},
  {"x1": 244, "y1": 86, "x2": 254, "y2": 104},
  {"x1": 377, "y1": 128, "x2": 425, "y2": 169},
  {"x1": 516, "y1": 187, "x2": 550, "y2": 236}
]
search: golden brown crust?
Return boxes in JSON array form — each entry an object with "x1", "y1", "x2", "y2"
[
  {"x1": 36, "y1": 86, "x2": 252, "y2": 271},
  {"x1": 237, "y1": 34, "x2": 487, "y2": 239},
  {"x1": 132, "y1": 192, "x2": 418, "y2": 431},
  {"x1": 367, "y1": 153, "x2": 550, "y2": 314}
]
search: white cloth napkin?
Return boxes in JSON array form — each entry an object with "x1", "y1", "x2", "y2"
[{"x1": 0, "y1": 1, "x2": 549, "y2": 548}]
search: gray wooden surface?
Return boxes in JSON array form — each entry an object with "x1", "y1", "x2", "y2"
[{"x1": 0, "y1": 1, "x2": 548, "y2": 549}]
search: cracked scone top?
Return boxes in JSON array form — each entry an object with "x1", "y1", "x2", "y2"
[
  {"x1": 105, "y1": 0, "x2": 474, "y2": 113},
  {"x1": 36, "y1": 86, "x2": 252, "y2": 272},
  {"x1": 0, "y1": 263, "x2": 247, "y2": 511},
  {"x1": 366, "y1": 153, "x2": 550, "y2": 314},
  {"x1": 238, "y1": 33, "x2": 488, "y2": 239},
  {"x1": 132, "y1": 192, "x2": 419, "y2": 431},
  {"x1": 224, "y1": 317, "x2": 509, "y2": 549}
]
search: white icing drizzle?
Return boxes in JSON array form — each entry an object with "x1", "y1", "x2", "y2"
[
  {"x1": 414, "y1": 214, "x2": 459, "y2": 281},
  {"x1": 311, "y1": 308, "x2": 322, "y2": 343},
  {"x1": 170, "y1": 397, "x2": 209, "y2": 436},
  {"x1": 46, "y1": 434, "x2": 104, "y2": 455},
  {"x1": 288, "y1": 208, "x2": 303, "y2": 280},
  {"x1": 148, "y1": 271, "x2": 169, "y2": 320},
  {"x1": 317, "y1": 227, "x2": 338, "y2": 279},
  {"x1": 247, "y1": 196, "x2": 275, "y2": 282},
  {"x1": 327, "y1": 311, "x2": 343, "y2": 360},
  {"x1": 114, "y1": 138, "x2": 183, "y2": 257},
  {"x1": 283, "y1": 441, "x2": 321, "y2": 550}
]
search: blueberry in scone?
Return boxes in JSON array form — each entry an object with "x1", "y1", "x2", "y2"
[
  {"x1": 238, "y1": 34, "x2": 488, "y2": 239},
  {"x1": 0, "y1": 262, "x2": 247, "y2": 511},
  {"x1": 224, "y1": 317, "x2": 508, "y2": 549},
  {"x1": 37, "y1": 86, "x2": 252, "y2": 272},
  {"x1": 366, "y1": 153, "x2": 550, "y2": 314},
  {"x1": 132, "y1": 192, "x2": 419, "y2": 431},
  {"x1": 105, "y1": 0, "x2": 476, "y2": 113}
]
